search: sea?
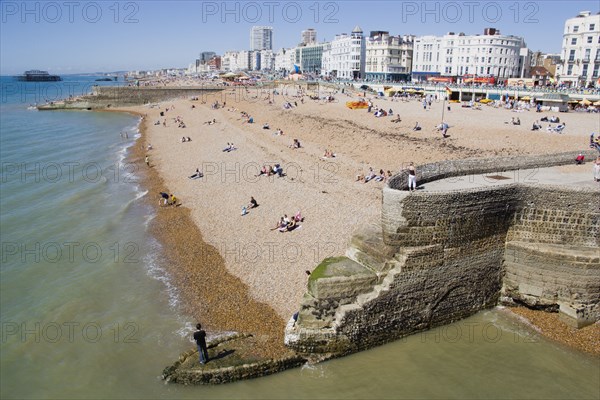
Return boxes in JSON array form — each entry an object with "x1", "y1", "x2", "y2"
[{"x1": 0, "y1": 76, "x2": 598, "y2": 400}]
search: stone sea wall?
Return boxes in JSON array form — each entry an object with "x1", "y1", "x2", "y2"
[
  {"x1": 285, "y1": 151, "x2": 599, "y2": 355},
  {"x1": 37, "y1": 86, "x2": 224, "y2": 109}
]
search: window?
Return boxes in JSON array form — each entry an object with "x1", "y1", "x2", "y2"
[
  {"x1": 582, "y1": 63, "x2": 588, "y2": 76},
  {"x1": 573, "y1": 25, "x2": 579, "y2": 32},
  {"x1": 588, "y1": 36, "x2": 593, "y2": 43},
  {"x1": 569, "y1": 50, "x2": 576, "y2": 61},
  {"x1": 567, "y1": 65, "x2": 573, "y2": 75},
  {"x1": 584, "y1": 48, "x2": 591, "y2": 61},
  {"x1": 571, "y1": 38, "x2": 577, "y2": 45},
  {"x1": 593, "y1": 65, "x2": 599, "y2": 77},
  {"x1": 590, "y1": 24, "x2": 596, "y2": 31}
]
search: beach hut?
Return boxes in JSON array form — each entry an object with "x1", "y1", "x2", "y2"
[{"x1": 540, "y1": 93, "x2": 569, "y2": 112}]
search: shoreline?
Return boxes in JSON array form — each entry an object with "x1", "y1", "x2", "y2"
[
  {"x1": 125, "y1": 111, "x2": 289, "y2": 359},
  {"x1": 507, "y1": 306, "x2": 600, "y2": 357}
]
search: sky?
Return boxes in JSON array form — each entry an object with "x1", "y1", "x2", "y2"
[{"x1": 0, "y1": 0, "x2": 599, "y2": 74}]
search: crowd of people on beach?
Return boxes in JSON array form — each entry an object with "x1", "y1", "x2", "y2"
[
  {"x1": 147, "y1": 81, "x2": 600, "y2": 248},
  {"x1": 356, "y1": 167, "x2": 392, "y2": 183}
]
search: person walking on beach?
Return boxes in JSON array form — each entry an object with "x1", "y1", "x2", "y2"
[
  {"x1": 193, "y1": 323, "x2": 209, "y2": 365},
  {"x1": 407, "y1": 162, "x2": 417, "y2": 191},
  {"x1": 145, "y1": 155, "x2": 150, "y2": 167}
]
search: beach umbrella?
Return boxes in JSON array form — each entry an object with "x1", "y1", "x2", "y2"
[
  {"x1": 594, "y1": 101, "x2": 600, "y2": 106},
  {"x1": 580, "y1": 99, "x2": 592, "y2": 105},
  {"x1": 520, "y1": 96, "x2": 531, "y2": 101}
]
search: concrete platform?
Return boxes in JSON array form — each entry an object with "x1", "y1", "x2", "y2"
[{"x1": 419, "y1": 164, "x2": 599, "y2": 191}]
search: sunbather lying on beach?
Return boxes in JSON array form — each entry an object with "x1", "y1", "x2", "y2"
[
  {"x1": 374, "y1": 169, "x2": 386, "y2": 182},
  {"x1": 364, "y1": 167, "x2": 377, "y2": 183},
  {"x1": 322, "y1": 149, "x2": 336, "y2": 158},
  {"x1": 189, "y1": 168, "x2": 203, "y2": 179},
  {"x1": 222, "y1": 142, "x2": 236, "y2": 152}
]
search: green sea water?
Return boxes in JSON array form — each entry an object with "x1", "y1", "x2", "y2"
[{"x1": 0, "y1": 77, "x2": 598, "y2": 399}]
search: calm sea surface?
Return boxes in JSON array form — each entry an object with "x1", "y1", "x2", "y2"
[{"x1": 0, "y1": 76, "x2": 598, "y2": 400}]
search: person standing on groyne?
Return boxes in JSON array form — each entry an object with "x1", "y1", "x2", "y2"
[{"x1": 193, "y1": 323, "x2": 209, "y2": 365}]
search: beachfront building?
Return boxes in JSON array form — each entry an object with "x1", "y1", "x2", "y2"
[
  {"x1": 555, "y1": 11, "x2": 600, "y2": 87},
  {"x1": 529, "y1": 66, "x2": 552, "y2": 86},
  {"x1": 411, "y1": 29, "x2": 528, "y2": 83},
  {"x1": 221, "y1": 50, "x2": 252, "y2": 71},
  {"x1": 251, "y1": 26, "x2": 273, "y2": 51},
  {"x1": 365, "y1": 31, "x2": 414, "y2": 82},
  {"x1": 321, "y1": 26, "x2": 366, "y2": 80},
  {"x1": 200, "y1": 51, "x2": 216, "y2": 63},
  {"x1": 251, "y1": 50, "x2": 275, "y2": 71},
  {"x1": 274, "y1": 48, "x2": 295, "y2": 74},
  {"x1": 530, "y1": 51, "x2": 561, "y2": 78},
  {"x1": 301, "y1": 29, "x2": 317, "y2": 45},
  {"x1": 221, "y1": 51, "x2": 237, "y2": 71},
  {"x1": 206, "y1": 56, "x2": 221, "y2": 71},
  {"x1": 295, "y1": 42, "x2": 325, "y2": 74}
]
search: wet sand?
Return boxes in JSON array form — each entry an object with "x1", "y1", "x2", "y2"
[{"x1": 129, "y1": 116, "x2": 288, "y2": 359}]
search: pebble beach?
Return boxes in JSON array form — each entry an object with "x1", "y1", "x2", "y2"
[{"x1": 121, "y1": 82, "x2": 599, "y2": 356}]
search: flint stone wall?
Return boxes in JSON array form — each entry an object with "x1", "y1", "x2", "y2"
[
  {"x1": 38, "y1": 86, "x2": 225, "y2": 109},
  {"x1": 286, "y1": 151, "x2": 599, "y2": 354}
]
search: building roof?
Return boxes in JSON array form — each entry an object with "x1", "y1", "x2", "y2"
[
  {"x1": 352, "y1": 25, "x2": 363, "y2": 33},
  {"x1": 541, "y1": 93, "x2": 570, "y2": 102},
  {"x1": 530, "y1": 66, "x2": 550, "y2": 77}
]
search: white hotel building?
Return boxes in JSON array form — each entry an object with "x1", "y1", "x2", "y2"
[
  {"x1": 412, "y1": 29, "x2": 528, "y2": 82},
  {"x1": 556, "y1": 11, "x2": 600, "y2": 87},
  {"x1": 365, "y1": 32, "x2": 414, "y2": 82},
  {"x1": 321, "y1": 26, "x2": 366, "y2": 80}
]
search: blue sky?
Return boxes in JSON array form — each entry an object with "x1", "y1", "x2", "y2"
[{"x1": 1, "y1": 1, "x2": 598, "y2": 74}]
